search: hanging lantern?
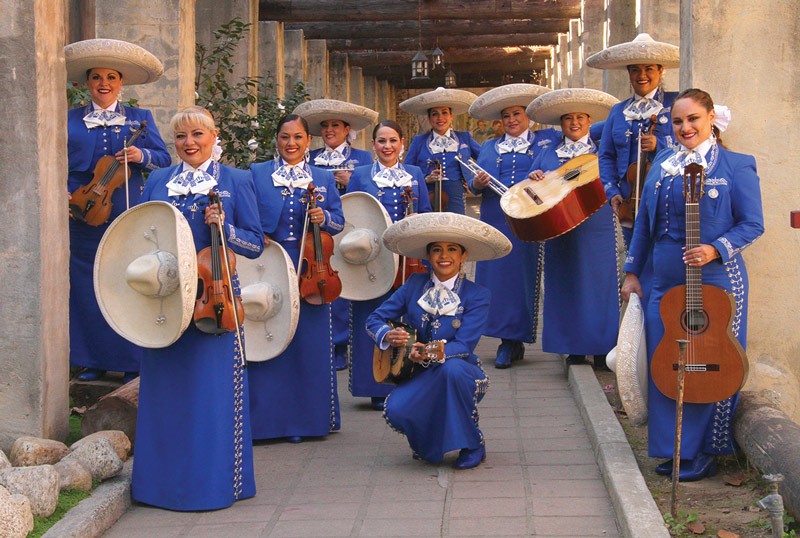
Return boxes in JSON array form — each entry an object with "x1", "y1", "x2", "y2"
[
  {"x1": 431, "y1": 47, "x2": 444, "y2": 68},
  {"x1": 444, "y1": 69, "x2": 457, "y2": 88},
  {"x1": 411, "y1": 50, "x2": 429, "y2": 80}
]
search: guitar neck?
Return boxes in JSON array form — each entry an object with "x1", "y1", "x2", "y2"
[{"x1": 685, "y1": 200, "x2": 703, "y2": 312}]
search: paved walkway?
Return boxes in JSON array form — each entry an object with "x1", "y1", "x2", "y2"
[{"x1": 103, "y1": 338, "x2": 623, "y2": 538}]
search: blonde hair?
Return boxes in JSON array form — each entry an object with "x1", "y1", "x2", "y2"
[{"x1": 169, "y1": 105, "x2": 217, "y2": 134}]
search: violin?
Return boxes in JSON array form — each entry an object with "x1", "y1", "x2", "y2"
[
  {"x1": 618, "y1": 114, "x2": 658, "y2": 226},
  {"x1": 298, "y1": 183, "x2": 342, "y2": 305},
  {"x1": 392, "y1": 186, "x2": 428, "y2": 289},
  {"x1": 194, "y1": 191, "x2": 246, "y2": 338},
  {"x1": 426, "y1": 158, "x2": 449, "y2": 212},
  {"x1": 70, "y1": 121, "x2": 147, "y2": 226}
]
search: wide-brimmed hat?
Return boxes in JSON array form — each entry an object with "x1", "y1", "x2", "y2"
[
  {"x1": 94, "y1": 202, "x2": 197, "y2": 348},
  {"x1": 606, "y1": 293, "x2": 648, "y2": 426},
  {"x1": 399, "y1": 87, "x2": 478, "y2": 116},
  {"x1": 293, "y1": 99, "x2": 379, "y2": 136},
  {"x1": 331, "y1": 193, "x2": 398, "y2": 301},
  {"x1": 585, "y1": 33, "x2": 679, "y2": 70},
  {"x1": 65, "y1": 38, "x2": 164, "y2": 85},
  {"x1": 382, "y1": 213, "x2": 512, "y2": 261},
  {"x1": 237, "y1": 242, "x2": 300, "y2": 361},
  {"x1": 526, "y1": 88, "x2": 619, "y2": 126},
  {"x1": 469, "y1": 84, "x2": 551, "y2": 120}
]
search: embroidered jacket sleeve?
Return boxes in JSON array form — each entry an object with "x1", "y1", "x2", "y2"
[
  {"x1": 225, "y1": 168, "x2": 265, "y2": 259},
  {"x1": 622, "y1": 163, "x2": 659, "y2": 276},
  {"x1": 708, "y1": 153, "x2": 764, "y2": 263},
  {"x1": 598, "y1": 106, "x2": 624, "y2": 202},
  {"x1": 132, "y1": 109, "x2": 171, "y2": 172},
  {"x1": 366, "y1": 283, "x2": 412, "y2": 348},
  {"x1": 317, "y1": 169, "x2": 345, "y2": 235},
  {"x1": 441, "y1": 282, "x2": 490, "y2": 361}
]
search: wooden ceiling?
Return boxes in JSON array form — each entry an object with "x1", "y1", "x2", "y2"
[{"x1": 259, "y1": 0, "x2": 582, "y2": 88}]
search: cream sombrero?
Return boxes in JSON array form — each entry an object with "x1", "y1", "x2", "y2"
[
  {"x1": 94, "y1": 202, "x2": 197, "y2": 348},
  {"x1": 331, "y1": 192, "x2": 398, "y2": 301},
  {"x1": 65, "y1": 38, "x2": 164, "y2": 85},
  {"x1": 468, "y1": 83, "x2": 551, "y2": 120},
  {"x1": 606, "y1": 293, "x2": 648, "y2": 426},
  {"x1": 293, "y1": 99, "x2": 379, "y2": 136},
  {"x1": 237, "y1": 242, "x2": 300, "y2": 361},
  {"x1": 399, "y1": 87, "x2": 478, "y2": 116},
  {"x1": 526, "y1": 88, "x2": 619, "y2": 126},
  {"x1": 382, "y1": 213, "x2": 511, "y2": 262},
  {"x1": 585, "y1": 33, "x2": 679, "y2": 70}
]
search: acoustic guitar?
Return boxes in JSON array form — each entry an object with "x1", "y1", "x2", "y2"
[
  {"x1": 650, "y1": 163, "x2": 748, "y2": 403},
  {"x1": 499, "y1": 153, "x2": 605, "y2": 242},
  {"x1": 373, "y1": 320, "x2": 446, "y2": 384}
]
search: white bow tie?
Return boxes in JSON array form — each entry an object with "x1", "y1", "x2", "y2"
[
  {"x1": 417, "y1": 284, "x2": 461, "y2": 316},
  {"x1": 314, "y1": 149, "x2": 346, "y2": 167},
  {"x1": 623, "y1": 97, "x2": 664, "y2": 121},
  {"x1": 555, "y1": 140, "x2": 592, "y2": 159},
  {"x1": 83, "y1": 109, "x2": 126, "y2": 129},
  {"x1": 661, "y1": 148, "x2": 707, "y2": 177},
  {"x1": 272, "y1": 164, "x2": 313, "y2": 190},
  {"x1": 497, "y1": 136, "x2": 531, "y2": 154},
  {"x1": 428, "y1": 134, "x2": 459, "y2": 154},
  {"x1": 166, "y1": 169, "x2": 218, "y2": 197},
  {"x1": 373, "y1": 166, "x2": 413, "y2": 188}
]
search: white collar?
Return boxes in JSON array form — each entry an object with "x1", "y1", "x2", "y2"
[
  {"x1": 378, "y1": 161, "x2": 400, "y2": 171},
  {"x1": 565, "y1": 134, "x2": 590, "y2": 145},
  {"x1": 325, "y1": 142, "x2": 348, "y2": 154},
  {"x1": 679, "y1": 137, "x2": 715, "y2": 158},
  {"x1": 635, "y1": 88, "x2": 658, "y2": 101},
  {"x1": 181, "y1": 158, "x2": 214, "y2": 174},
  {"x1": 92, "y1": 100, "x2": 119, "y2": 112},
  {"x1": 504, "y1": 129, "x2": 530, "y2": 141},
  {"x1": 432, "y1": 128, "x2": 453, "y2": 139},
  {"x1": 432, "y1": 273, "x2": 458, "y2": 291}
]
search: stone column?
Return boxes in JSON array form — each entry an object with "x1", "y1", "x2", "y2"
[
  {"x1": 363, "y1": 76, "x2": 378, "y2": 116},
  {"x1": 91, "y1": 0, "x2": 196, "y2": 150},
  {"x1": 306, "y1": 39, "x2": 329, "y2": 100},
  {"x1": 557, "y1": 33, "x2": 569, "y2": 89},
  {"x1": 549, "y1": 47, "x2": 558, "y2": 88},
  {"x1": 349, "y1": 66, "x2": 366, "y2": 149},
  {"x1": 195, "y1": 0, "x2": 258, "y2": 87},
  {"x1": 681, "y1": 0, "x2": 800, "y2": 424},
  {"x1": 544, "y1": 58, "x2": 552, "y2": 89},
  {"x1": 284, "y1": 29, "x2": 307, "y2": 95},
  {"x1": 328, "y1": 52, "x2": 349, "y2": 102},
  {"x1": 636, "y1": 0, "x2": 680, "y2": 92},
  {"x1": 603, "y1": 0, "x2": 636, "y2": 98},
  {"x1": 581, "y1": 0, "x2": 605, "y2": 90},
  {"x1": 377, "y1": 80, "x2": 390, "y2": 120},
  {"x1": 569, "y1": 19, "x2": 583, "y2": 88},
  {"x1": 259, "y1": 21, "x2": 285, "y2": 98},
  {"x1": 0, "y1": 0, "x2": 70, "y2": 451},
  {"x1": 386, "y1": 83, "x2": 397, "y2": 121}
]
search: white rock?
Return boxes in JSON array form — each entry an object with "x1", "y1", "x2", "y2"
[
  {"x1": 0, "y1": 465, "x2": 60, "y2": 517},
  {"x1": 63, "y1": 437, "x2": 123, "y2": 481},
  {"x1": 10, "y1": 436, "x2": 69, "y2": 467},
  {"x1": 0, "y1": 449, "x2": 10, "y2": 471},
  {"x1": 0, "y1": 485, "x2": 34, "y2": 538},
  {"x1": 54, "y1": 458, "x2": 93, "y2": 491},
  {"x1": 71, "y1": 430, "x2": 131, "y2": 462}
]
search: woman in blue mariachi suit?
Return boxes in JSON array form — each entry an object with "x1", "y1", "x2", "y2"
[
  {"x1": 249, "y1": 114, "x2": 345, "y2": 443},
  {"x1": 65, "y1": 39, "x2": 170, "y2": 383},
  {"x1": 526, "y1": 88, "x2": 621, "y2": 369},
  {"x1": 294, "y1": 99, "x2": 378, "y2": 371},
  {"x1": 367, "y1": 212, "x2": 511, "y2": 468},
  {"x1": 346, "y1": 120, "x2": 432, "y2": 409},
  {"x1": 467, "y1": 84, "x2": 560, "y2": 369},
  {"x1": 401, "y1": 88, "x2": 481, "y2": 215},
  {"x1": 621, "y1": 89, "x2": 764, "y2": 481},
  {"x1": 134, "y1": 105, "x2": 264, "y2": 510}
]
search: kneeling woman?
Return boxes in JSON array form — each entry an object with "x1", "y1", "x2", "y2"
[{"x1": 366, "y1": 213, "x2": 511, "y2": 468}]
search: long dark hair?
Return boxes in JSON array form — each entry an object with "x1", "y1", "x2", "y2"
[
  {"x1": 276, "y1": 113, "x2": 310, "y2": 135},
  {"x1": 372, "y1": 120, "x2": 404, "y2": 140},
  {"x1": 673, "y1": 88, "x2": 725, "y2": 148}
]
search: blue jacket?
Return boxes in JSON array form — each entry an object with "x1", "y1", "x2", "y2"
[
  {"x1": 404, "y1": 130, "x2": 481, "y2": 182},
  {"x1": 347, "y1": 163, "x2": 432, "y2": 220}
]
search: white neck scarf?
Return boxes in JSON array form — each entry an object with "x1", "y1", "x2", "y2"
[
  {"x1": 314, "y1": 143, "x2": 348, "y2": 167},
  {"x1": 497, "y1": 132, "x2": 531, "y2": 154},
  {"x1": 555, "y1": 135, "x2": 593, "y2": 159},
  {"x1": 166, "y1": 160, "x2": 217, "y2": 197},
  {"x1": 272, "y1": 159, "x2": 314, "y2": 190},
  {"x1": 623, "y1": 90, "x2": 664, "y2": 121},
  {"x1": 428, "y1": 130, "x2": 459, "y2": 154},
  {"x1": 417, "y1": 277, "x2": 461, "y2": 316},
  {"x1": 83, "y1": 102, "x2": 125, "y2": 129},
  {"x1": 373, "y1": 163, "x2": 413, "y2": 188},
  {"x1": 660, "y1": 138, "x2": 714, "y2": 177}
]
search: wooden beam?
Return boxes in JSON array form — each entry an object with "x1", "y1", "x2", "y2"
[
  {"x1": 260, "y1": 1, "x2": 581, "y2": 22},
  {"x1": 284, "y1": 19, "x2": 572, "y2": 39},
  {"x1": 371, "y1": 72, "x2": 541, "y2": 90},
  {"x1": 347, "y1": 47, "x2": 551, "y2": 68},
  {"x1": 362, "y1": 59, "x2": 547, "y2": 78},
  {"x1": 326, "y1": 33, "x2": 558, "y2": 51}
]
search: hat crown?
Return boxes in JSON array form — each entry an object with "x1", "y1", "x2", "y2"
[
  {"x1": 125, "y1": 250, "x2": 179, "y2": 298},
  {"x1": 241, "y1": 282, "x2": 283, "y2": 321},
  {"x1": 340, "y1": 228, "x2": 381, "y2": 265}
]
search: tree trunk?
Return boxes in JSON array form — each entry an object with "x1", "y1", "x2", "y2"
[{"x1": 81, "y1": 378, "x2": 139, "y2": 446}]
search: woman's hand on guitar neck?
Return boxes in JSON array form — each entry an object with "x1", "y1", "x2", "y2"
[
  {"x1": 409, "y1": 342, "x2": 427, "y2": 363},
  {"x1": 683, "y1": 244, "x2": 719, "y2": 267},
  {"x1": 620, "y1": 272, "x2": 643, "y2": 302}
]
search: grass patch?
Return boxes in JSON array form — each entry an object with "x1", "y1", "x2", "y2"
[
  {"x1": 65, "y1": 413, "x2": 83, "y2": 447},
  {"x1": 29, "y1": 488, "x2": 91, "y2": 538}
]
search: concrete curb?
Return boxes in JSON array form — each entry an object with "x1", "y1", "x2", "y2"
[
  {"x1": 41, "y1": 460, "x2": 132, "y2": 538},
  {"x1": 568, "y1": 363, "x2": 670, "y2": 538}
]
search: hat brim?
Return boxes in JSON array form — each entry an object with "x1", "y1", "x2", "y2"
[
  {"x1": 399, "y1": 88, "x2": 478, "y2": 116},
  {"x1": 331, "y1": 192, "x2": 398, "y2": 301},
  {"x1": 65, "y1": 39, "x2": 164, "y2": 85},
  {"x1": 526, "y1": 88, "x2": 619, "y2": 125},
  {"x1": 469, "y1": 84, "x2": 551, "y2": 120},
  {"x1": 614, "y1": 293, "x2": 648, "y2": 426},
  {"x1": 585, "y1": 38, "x2": 679, "y2": 70},
  {"x1": 94, "y1": 202, "x2": 197, "y2": 348},
  {"x1": 237, "y1": 242, "x2": 300, "y2": 361},
  {"x1": 382, "y1": 213, "x2": 512, "y2": 262},
  {"x1": 293, "y1": 99, "x2": 379, "y2": 136}
]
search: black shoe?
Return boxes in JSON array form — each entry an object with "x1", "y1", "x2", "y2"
[
  {"x1": 453, "y1": 444, "x2": 486, "y2": 470},
  {"x1": 76, "y1": 368, "x2": 106, "y2": 381},
  {"x1": 370, "y1": 397, "x2": 385, "y2": 411},
  {"x1": 511, "y1": 342, "x2": 525, "y2": 362},
  {"x1": 334, "y1": 345, "x2": 348, "y2": 371},
  {"x1": 566, "y1": 355, "x2": 585, "y2": 366},
  {"x1": 593, "y1": 354, "x2": 611, "y2": 371},
  {"x1": 655, "y1": 459, "x2": 673, "y2": 476},
  {"x1": 494, "y1": 340, "x2": 515, "y2": 369}
]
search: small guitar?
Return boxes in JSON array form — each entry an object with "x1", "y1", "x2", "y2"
[
  {"x1": 373, "y1": 320, "x2": 446, "y2": 384},
  {"x1": 650, "y1": 163, "x2": 748, "y2": 403}
]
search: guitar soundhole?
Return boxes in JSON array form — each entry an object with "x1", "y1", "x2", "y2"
[
  {"x1": 681, "y1": 308, "x2": 708, "y2": 334},
  {"x1": 564, "y1": 169, "x2": 580, "y2": 181}
]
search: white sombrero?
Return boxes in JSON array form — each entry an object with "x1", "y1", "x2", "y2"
[
  {"x1": 468, "y1": 83, "x2": 551, "y2": 120},
  {"x1": 606, "y1": 293, "x2": 648, "y2": 426},
  {"x1": 94, "y1": 202, "x2": 197, "y2": 348},
  {"x1": 65, "y1": 38, "x2": 164, "y2": 85},
  {"x1": 331, "y1": 193, "x2": 398, "y2": 301},
  {"x1": 399, "y1": 87, "x2": 478, "y2": 116},
  {"x1": 526, "y1": 88, "x2": 619, "y2": 126},
  {"x1": 237, "y1": 242, "x2": 300, "y2": 361},
  {"x1": 293, "y1": 99, "x2": 379, "y2": 136},
  {"x1": 382, "y1": 213, "x2": 512, "y2": 262},
  {"x1": 585, "y1": 33, "x2": 680, "y2": 70}
]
